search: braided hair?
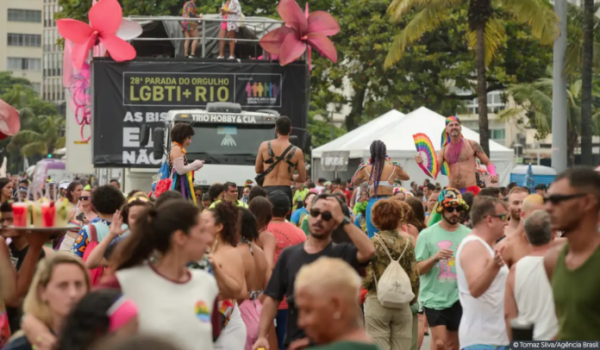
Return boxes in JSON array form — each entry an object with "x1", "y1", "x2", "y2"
[{"x1": 369, "y1": 140, "x2": 387, "y2": 196}]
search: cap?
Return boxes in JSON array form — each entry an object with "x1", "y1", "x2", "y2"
[
  {"x1": 18, "y1": 187, "x2": 27, "y2": 193},
  {"x1": 59, "y1": 182, "x2": 69, "y2": 190},
  {"x1": 268, "y1": 190, "x2": 290, "y2": 210},
  {"x1": 534, "y1": 183, "x2": 547, "y2": 191},
  {"x1": 436, "y1": 188, "x2": 468, "y2": 213}
]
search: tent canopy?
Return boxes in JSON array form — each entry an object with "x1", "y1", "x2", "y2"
[{"x1": 312, "y1": 107, "x2": 515, "y2": 186}]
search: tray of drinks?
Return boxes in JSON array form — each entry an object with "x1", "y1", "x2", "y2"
[{"x1": 7, "y1": 226, "x2": 74, "y2": 232}]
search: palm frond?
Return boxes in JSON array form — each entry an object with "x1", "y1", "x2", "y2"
[
  {"x1": 498, "y1": 0, "x2": 559, "y2": 45},
  {"x1": 54, "y1": 136, "x2": 66, "y2": 150},
  {"x1": 467, "y1": 17, "x2": 507, "y2": 66},
  {"x1": 8, "y1": 130, "x2": 42, "y2": 146},
  {"x1": 385, "y1": 6, "x2": 450, "y2": 68},
  {"x1": 20, "y1": 142, "x2": 47, "y2": 158},
  {"x1": 497, "y1": 106, "x2": 526, "y2": 122},
  {"x1": 388, "y1": 0, "x2": 459, "y2": 22}
]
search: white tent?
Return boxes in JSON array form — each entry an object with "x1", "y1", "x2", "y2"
[
  {"x1": 312, "y1": 109, "x2": 405, "y2": 158},
  {"x1": 312, "y1": 107, "x2": 515, "y2": 186}
]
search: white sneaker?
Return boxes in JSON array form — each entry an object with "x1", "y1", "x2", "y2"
[
  {"x1": 228, "y1": 56, "x2": 235, "y2": 60},
  {"x1": 217, "y1": 56, "x2": 224, "y2": 59}
]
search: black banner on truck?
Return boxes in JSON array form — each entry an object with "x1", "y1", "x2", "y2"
[{"x1": 92, "y1": 58, "x2": 308, "y2": 168}]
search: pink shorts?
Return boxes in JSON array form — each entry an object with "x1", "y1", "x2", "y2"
[
  {"x1": 239, "y1": 299, "x2": 262, "y2": 350},
  {"x1": 221, "y1": 22, "x2": 227, "y2": 30}
]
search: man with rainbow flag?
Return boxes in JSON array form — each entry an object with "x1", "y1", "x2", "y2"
[{"x1": 416, "y1": 116, "x2": 499, "y2": 196}]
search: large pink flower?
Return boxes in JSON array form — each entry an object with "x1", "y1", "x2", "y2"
[
  {"x1": 260, "y1": 0, "x2": 339, "y2": 66},
  {"x1": 57, "y1": 0, "x2": 136, "y2": 69},
  {"x1": 0, "y1": 99, "x2": 20, "y2": 141}
]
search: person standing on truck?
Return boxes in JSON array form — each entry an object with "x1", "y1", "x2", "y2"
[
  {"x1": 170, "y1": 123, "x2": 205, "y2": 202},
  {"x1": 255, "y1": 116, "x2": 306, "y2": 205}
]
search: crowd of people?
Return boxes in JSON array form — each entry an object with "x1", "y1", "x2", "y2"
[{"x1": 0, "y1": 115, "x2": 598, "y2": 350}]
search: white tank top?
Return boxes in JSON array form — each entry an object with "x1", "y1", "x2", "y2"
[
  {"x1": 456, "y1": 235, "x2": 509, "y2": 347},
  {"x1": 514, "y1": 256, "x2": 558, "y2": 340}
]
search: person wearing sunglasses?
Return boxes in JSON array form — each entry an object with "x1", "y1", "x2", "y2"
[
  {"x1": 252, "y1": 194, "x2": 375, "y2": 350},
  {"x1": 496, "y1": 194, "x2": 545, "y2": 269},
  {"x1": 455, "y1": 196, "x2": 509, "y2": 350},
  {"x1": 543, "y1": 167, "x2": 600, "y2": 341},
  {"x1": 414, "y1": 188, "x2": 470, "y2": 350}
]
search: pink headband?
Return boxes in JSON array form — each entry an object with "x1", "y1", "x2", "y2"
[{"x1": 107, "y1": 296, "x2": 138, "y2": 333}]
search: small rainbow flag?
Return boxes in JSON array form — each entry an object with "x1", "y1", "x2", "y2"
[{"x1": 413, "y1": 133, "x2": 439, "y2": 179}]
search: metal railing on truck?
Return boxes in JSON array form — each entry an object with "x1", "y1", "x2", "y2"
[{"x1": 125, "y1": 16, "x2": 284, "y2": 59}]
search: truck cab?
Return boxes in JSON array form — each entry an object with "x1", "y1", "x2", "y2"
[{"x1": 150, "y1": 102, "x2": 282, "y2": 188}]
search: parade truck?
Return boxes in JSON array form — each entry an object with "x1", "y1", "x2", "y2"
[
  {"x1": 140, "y1": 103, "x2": 295, "y2": 189},
  {"x1": 64, "y1": 16, "x2": 310, "y2": 192}
]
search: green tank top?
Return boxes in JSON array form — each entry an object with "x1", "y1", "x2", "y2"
[{"x1": 552, "y1": 241, "x2": 600, "y2": 340}]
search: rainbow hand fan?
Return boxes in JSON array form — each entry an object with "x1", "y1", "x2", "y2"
[{"x1": 413, "y1": 133, "x2": 439, "y2": 179}]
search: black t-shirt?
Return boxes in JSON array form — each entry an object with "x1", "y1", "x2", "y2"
[
  {"x1": 264, "y1": 241, "x2": 366, "y2": 346},
  {"x1": 7, "y1": 244, "x2": 45, "y2": 333}
]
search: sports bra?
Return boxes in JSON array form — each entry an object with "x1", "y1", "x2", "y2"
[
  {"x1": 264, "y1": 141, "x2": 297, "y2": 173},
  {"x1": 365, "y1": 165, "x2": 397, "y2": 190}
]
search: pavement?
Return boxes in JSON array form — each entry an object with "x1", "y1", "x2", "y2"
[{"x1": 421, "y1": 333, "x2": 431, "y2": 350}]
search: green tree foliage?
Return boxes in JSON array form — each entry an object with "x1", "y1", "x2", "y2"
[
  {"x1": 499, "y1": 69, "x2": 600, "y2": 166},
  {"x1": 385, "y1": 0, "x2": 559, "y2": 157},
  {"x1": 0, "y1": 72, "x2": 63, "y2": 173}
]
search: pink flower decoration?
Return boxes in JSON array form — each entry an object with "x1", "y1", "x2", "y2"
[
  {"x1": 260, "y1": 0, "x2": 339, "y2": 67},
  {"x1": 57, "y1": 0, "x2": 136, "y2": 70},
  {"x1": 0, "y1": 99, "x2": 20, "y2": 141}
]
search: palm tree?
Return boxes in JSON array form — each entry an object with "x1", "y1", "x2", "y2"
[
  {"x1": 564, "y1": 2, "x2": 600, "y2": 74},
  {"x1": 498, "y1": 69, "x2": 600, "y2": 166},
  {"x1": 8, "y1": 115, "x2": 66, "y2": 158},
  {"x1": 385, "y1": 0, "x2": 559, "y2": 156},
  {"x1": 580, "y1": 0, "x2": 595, "y2": 165}
]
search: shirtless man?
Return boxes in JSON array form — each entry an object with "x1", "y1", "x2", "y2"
[
  {"x1": 416, "y1": 116, "x2": 499, "y2": 195},
  {"x1": 504, "y1": 187, "x2": 529, "y2": 237},
  {"x1": 497, "y1": 194, "x2": 545, "y2": 268},
  {"x1": 255, "y1": 116, "x2": 306, "y2": 204}
]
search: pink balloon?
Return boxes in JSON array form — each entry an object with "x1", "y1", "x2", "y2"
[{"x1": 0, "y1": 99, "x2": 21, "y2": 140}]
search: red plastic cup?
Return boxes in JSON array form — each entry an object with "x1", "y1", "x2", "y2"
[
  {"x1": 41, "y1": 202, "x2": 56, "y2": 228},
  {"x1": 12, "y1": 203, "x2": 28, "y2": 228}
]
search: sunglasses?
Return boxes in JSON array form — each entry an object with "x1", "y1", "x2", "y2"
[
  {"x1": 310, "y1": 208, "x2": 333, "y2": 221},
  {"x1": 80, "y1": 196, "x2": 90, "y2": 201},
  {"x1": 490, "y1": 213, "x2": 508, "y2": 222},
  {"x1": 445, "y1": 206, "x2": 463, "y2": 213},
  {"x1": 543, "y1": 193, "x2": 587, "y2": 205}
]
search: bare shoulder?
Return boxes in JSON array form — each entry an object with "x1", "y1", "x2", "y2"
[
  {"x1": 258, "y1": 141, "x2": 268, "y2": 150},
  {"x1": 294, "y1": 147, "x2": 305, "y2": 160},
  {"x1": 544, "y1": 241, "x2": 565, "y2": 279},
  {"x1": 170, "y1": 145, "x2": 183, "y2": 158}
]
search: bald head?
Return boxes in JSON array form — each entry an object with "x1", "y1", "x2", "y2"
[
  {"x1": 295, "y1": 257, "x2": 361, "y2": 302},
  {"x1": 521, "y1": 194, "x2": 545, "y2": 218}
]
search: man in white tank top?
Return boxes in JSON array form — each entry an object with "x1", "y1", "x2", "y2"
[
  {"x1": 456, "y1": 196, "x2": 510, "y2": 350},
  {"x1": 504, "y1": 210, "x2": 558, "y2": 340}
]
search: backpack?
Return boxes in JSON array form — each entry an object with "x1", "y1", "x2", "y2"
[
  {"x1": 373, "y1": 235, "x2": 414, "y2": 308},
  {"x1": 82, "y1": 224, "x2": 105, "y2": 286}
]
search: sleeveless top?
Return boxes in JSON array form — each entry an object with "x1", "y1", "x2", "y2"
[
  {"x1": 552, "y1": 241, "x2": 600, "y2": 340},
  {"x1": 364, "y1": 165, "x2": 396, "y2": 194},
  {"x1": 170, "y1": 146, "x2": 193, "y2": 199},
  {"x1": 514, "y1": 256, "x2": 558, "y2": 340},
  {"x1": 456, "y1": 235, "x2": 509, "y2": 347}
]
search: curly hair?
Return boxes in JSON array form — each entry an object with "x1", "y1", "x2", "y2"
[
  {"x1": 92, "y1": 185, "x2": 125, "y2": 215},
  {"x1": 57, "y1": 289, "x2": 123, "y2": 350},
  {"x1": 208, "y1": 183, "x2": 225, "y2": 203},
  {"x1": 210, "y1": 200, "x2": 239, "y2": 246},
  {"x1": 369, "y1": 140, "x2": 387, "y2": 196},
  {"x1": 371, "y1": 198, "x2": 403, "y2": 231},
  {"x1": 170, "y1": 123, "x2": 195, "y2": 144}
]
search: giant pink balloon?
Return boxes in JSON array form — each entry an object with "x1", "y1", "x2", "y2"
[
  {"x1": 259, "y1": 0, "x2": 339, "y2": 67},
  {"x1": 0, "y1": 99, "x2": 20, "y2": 141},
  {"x1": 57, "y1": 0, "x2": 136, "y2": 69}
]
